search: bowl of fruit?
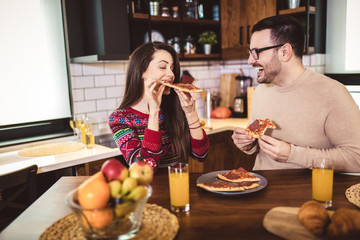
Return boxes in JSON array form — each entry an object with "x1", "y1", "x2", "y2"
[{"x1": 64, "y1": 159, "x2": 154, "y2": 239}]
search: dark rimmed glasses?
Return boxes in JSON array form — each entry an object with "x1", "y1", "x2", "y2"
[{"x1": 249, "y1": 44, "x2": 284, "y2": 60}]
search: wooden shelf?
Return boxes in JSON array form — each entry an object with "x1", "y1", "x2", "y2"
[
  {"x1": 278, "y1": 6, "x2": 316, "y2": 15},
  {"x1": 132, "y1": 13, "x2": 148, "y2": 19},
  {"x1": 182, "y1": 53, "x2": 221, "y2": 59},
  {"x1": 182, "y1": 18, "x2": 220, "y2": 26},
  {"x1": 133, "y1": 14, "x2": 219, "y2": 25}
]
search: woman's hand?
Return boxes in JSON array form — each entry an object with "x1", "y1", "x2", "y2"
[
  {"x1": 174, "y1": 89, "x2": 197, "y2": 115},
  {"x1": 144, "y1": 76, "x2": 165, "y2": 113}
]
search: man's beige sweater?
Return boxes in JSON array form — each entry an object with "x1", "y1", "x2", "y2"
[{"x1": 246, "y1": 69, "x2": 360, "y2": 172}]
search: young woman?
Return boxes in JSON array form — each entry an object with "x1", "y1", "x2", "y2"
[{"x1": 108, "y1": 42, "x2": 209, "y2": 170}]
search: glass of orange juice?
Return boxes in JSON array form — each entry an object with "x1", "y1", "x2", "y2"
[
  {"x1": 168, "y1": 163, "x2": 190, "y2": 212},
  {"x1": 312, "y1": 157, "x2": 334, "y2": 208}
]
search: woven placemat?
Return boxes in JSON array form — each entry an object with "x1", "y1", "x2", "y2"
[
  {"x1": 345, "y1": 183, "x2": 360, "y2": 208},
  {"x1": 39, "y1": 204, "x2": 179, "y2": 240},
  {"x1": 18, "y1": 142, "x2": 84, "y2": 157}
]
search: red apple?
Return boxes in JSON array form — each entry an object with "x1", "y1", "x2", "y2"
[
  {"x1": 101, "y1": 159, "x2": 128, "y2": 181},
  {"x1": 129, "y1": 161, "x2": 153, "y2": 185}
]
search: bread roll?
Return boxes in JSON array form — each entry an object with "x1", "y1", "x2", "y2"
[
  {"x1": 327, "y1": 208, "x2": 360, "y2": 239},
  {"x1": 298, "y1": 200, "x2": 330, "y2": 237}
]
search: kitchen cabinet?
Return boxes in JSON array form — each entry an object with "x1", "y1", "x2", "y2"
[
  {"x1": 64, "y1": 0, "x2": 221, "y2": 62},
  {"x1": 221, "y1": 0, "x2": 276, "y2": 59},
  {"x1": 64, "y1": 0, "x2": 131, "y2": 62},
  {"x1": 129, "y1": 0, "x2": 221, "y2": 60},
  {"x1": 277, "y1": 0, "x2": 327, "y2": 54}
]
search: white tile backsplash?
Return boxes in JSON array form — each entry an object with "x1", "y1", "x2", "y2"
[
  {"x1": 106, "y1": 86, "x2": 124, "y2": 98},
  {"x1": 72, "y1": 89, "x2": 84, "y2": 101},
  {"x1": 95, "y1": 75, "x2": 115, "y2": 87},
  {"x1": 72, "y1": 76, "x2": 94, "y2": 89},
  {"x1": 74, "y1": 100, "x2": 97, "y2": 113},
  {"x1": 104, "y1": 62, "x2": 126, "y2": 74},
  {"x1": 97, "y1": 98, "x2": 117, "y2": 111},
  {"x1": 70, "y1": 63, "x2": 83, "y2": 76},
  {"x1": 83, "y1": 63, "x2": 105, "y2": 75},
  {"x1": 70, "y1": 54, "x2": 325, "y2": 134},
  {"x1": 85, "y1": 88, "x2": 106, "y2": 100}
]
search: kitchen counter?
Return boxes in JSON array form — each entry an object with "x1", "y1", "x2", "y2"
[
  {"x1": 201, "y1": 117, "x2": 249, "y2": 135},
  {"x1": 0, "y1": 118, "x2": 248, "y2": 176},
  {"x1": 0, "y1": 141, "x2": 121, "y2": 176}
]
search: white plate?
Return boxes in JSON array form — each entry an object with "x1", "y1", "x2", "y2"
[
  {"x1": 196, "y1": 170, "x2": 267, "y2": 195},
  {"x1": 144, "y1": 30, "x2": 165, "y2": 43}
]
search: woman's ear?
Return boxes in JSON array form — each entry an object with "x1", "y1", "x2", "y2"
[{"x1": 279, "y1": 43, "x2": 293, "y2": 62}]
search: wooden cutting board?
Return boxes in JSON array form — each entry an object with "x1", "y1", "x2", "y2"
[
  {"x1": 219, "y1": 73, "x2": 238, "y2": 108},
  {"x1": 263, "y1": 207, "x2": 333, "y2": 240}
]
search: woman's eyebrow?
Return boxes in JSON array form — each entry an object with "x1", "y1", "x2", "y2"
[{"x1": 158, "y1": 60, "x2": 169, "y2": 64}]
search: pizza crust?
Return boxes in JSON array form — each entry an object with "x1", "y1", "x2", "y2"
[
  {"x1": 162, "y1": 82, "x2": 203, "y2": 93},
  {"x1": 197, "y1": 182, "x2": 259, "y2": 192},
  {"x1": 216, "y1": 174, "x2": 260, "y2": 183},
  {"x1": 215, "y1": 167, "x2": 261, "y2": 183}
]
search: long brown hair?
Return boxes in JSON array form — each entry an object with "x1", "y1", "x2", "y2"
[{"x1": 119, "y1": 42, "x2": 191, "y2": 162}]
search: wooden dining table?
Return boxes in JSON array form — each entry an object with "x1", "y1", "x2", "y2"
[{"x1": 1, "y1": 168, "x2": 359, "y2": 240}]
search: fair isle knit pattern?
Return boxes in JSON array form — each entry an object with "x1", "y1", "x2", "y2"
[{"x1": 109, "y1": 108, "x2": 209, "y2": 169}]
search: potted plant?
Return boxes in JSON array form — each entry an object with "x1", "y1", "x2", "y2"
[{"x1": 198, "y1": 31, "x2": 218, "y2": 54}]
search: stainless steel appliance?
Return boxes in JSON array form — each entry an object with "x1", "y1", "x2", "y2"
[{"x1": 233, "y1": 74, "x2": 252, "y2": 118}]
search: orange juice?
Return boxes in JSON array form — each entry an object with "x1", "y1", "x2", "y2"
[
  {"x1": 312, "y1": 168, "x2": 333, "y2": 202},
  {"x1": 169, "y1": 172, "x2": 189, "y2": 207}
]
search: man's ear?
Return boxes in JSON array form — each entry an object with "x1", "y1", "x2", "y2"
[{"x1": 279, "y1": 43, "x2": 292, "y2": 62}]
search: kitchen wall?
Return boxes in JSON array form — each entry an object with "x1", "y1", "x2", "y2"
[{"x1": 70, "y1": 54, "x2": 325, "y2": 136}]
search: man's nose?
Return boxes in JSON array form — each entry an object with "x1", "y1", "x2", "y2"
[{"x1": 248, "y1": 53, "x2": 256, "y2": 66}]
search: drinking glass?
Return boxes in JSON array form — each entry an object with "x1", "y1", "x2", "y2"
[
  {"x1": 168, "y1": 163, "x2": 190, "y2": 212},
  {"x1": 312, "y1": 157, "x2": 334, "y2": 208}
]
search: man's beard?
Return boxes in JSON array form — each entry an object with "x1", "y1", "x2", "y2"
[{"x1": 256, "y1": 54, "x2": 281, "y2": 84}]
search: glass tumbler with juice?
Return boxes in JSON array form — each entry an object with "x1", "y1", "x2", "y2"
[
  {"x1": 168, "y1": 163, "x2": 190, "y2": 212},
  {"x1": 312, "y1": 157, "x2": 334, "y2": 208}
]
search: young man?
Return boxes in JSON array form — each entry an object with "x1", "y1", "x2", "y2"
[{"x1": 232, "y1": 15, "x2": 360, "y2": 172}]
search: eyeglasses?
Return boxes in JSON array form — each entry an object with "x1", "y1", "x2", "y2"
[{"x1": 249, "y1": 44, "x2": 284, "y2": 60}]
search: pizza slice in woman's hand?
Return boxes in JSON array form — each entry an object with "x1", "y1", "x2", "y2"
[
  {"x1": 246, "y1": 118, "x2": 276, "y2": 138},
  {"x1": 162, "y1": 82, "x2": 203, "y2": 93}
]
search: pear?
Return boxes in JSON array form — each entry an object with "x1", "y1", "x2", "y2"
[
  {"x1": 114, "y1": 201, "x2": 135, "y2": 219},
  {"x1": 108, "y1": 180, "x2": 122, "y2": 198},
  {"x1": 124, "y1": 185, "x2": 147, "y2": 202},
  {"x1": 121, "y1": 177, "x2": 137, "y2": 196}
]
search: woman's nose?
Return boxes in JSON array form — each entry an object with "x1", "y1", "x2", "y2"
[{"x1": 167, "y1": 68, "x2": 174, "y2": 77}]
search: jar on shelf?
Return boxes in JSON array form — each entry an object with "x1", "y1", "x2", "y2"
[
  {"x1": 172, "y1": 6, "x2": 179, "y2": 18},
  {"x1": 184, "y1": 35, "x2": 196, "y2": 54},
  {"x1": 161, "y1": 6, "x2": 170, "y2": 17},
  {"x1": 173, "y1": 36, "x2": 180, "y2": 54}
]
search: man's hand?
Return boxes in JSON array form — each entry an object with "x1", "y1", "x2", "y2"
[
  {"x1": 232, "y1": 128, "x2": 256, "y2": 151},
  {"x1": 258, "y1": 135, "x2": 290, "y2": 163}
]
